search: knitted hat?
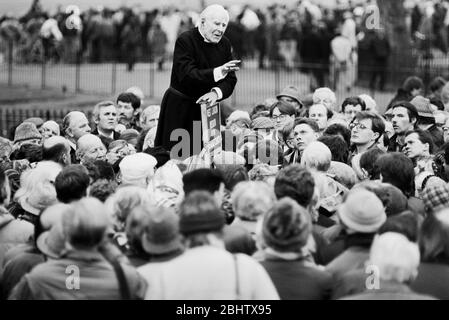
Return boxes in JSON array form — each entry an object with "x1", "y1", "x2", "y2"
[
  {"x1": 141, "y1": 207, "x2": 183, "y2": 255},
  {"x1": 251, "y1": 117, "x2": 275, "y2": 130},
  {"x1": 262, "y1": 197, "x2": 311, "y2": 253},
  {"x1": 338, "y1": 189, "x2": 387, "y2": 233},
  {"x1": 277, "y1": 85, "x2": 303, "y2": 106},
  {"x1": 14, "y1": 122, "x2": 42, "y2": 144},
  {"x1": 410, "y1": 96, "x2": 434, "y2": 119},
  {"x1": 422, "y1": 184, "x2": 449, "y2": 213}
]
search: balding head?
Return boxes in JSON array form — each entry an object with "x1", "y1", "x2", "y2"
[
  {"x1": 42, "y1": 136, "x2": 71, "y2": 166},
  {"x1": 76, "y1": 134, "x2": 106, "y2": 164},
  {"x1": 62, "y1": 111, "x2": 91, "y2": 141}
]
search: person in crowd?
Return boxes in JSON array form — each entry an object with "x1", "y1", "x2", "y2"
[
  {"x1": 403, "y1": 130, "x2": 445, "y2": 197},
  {"x1": 276, "y1": 85, "x2": 304, "y2": 115},
  {"x1": 283, "y1": 118, "x2": 320, "y2": 164},
  {"x1": 41, "y1": 136, "x2": 71, "y2": 166},
  {"x1": 341, "y1": 96, "x2": 366, "y2": 123},
  {"x1": 349, "y1": 111, "x2": 385, "y2": 163},
  {"x1": 8, "y1": 161, "x2": 62, "y2": 226},
  {"x1": 0, "y1": 169, "x2": 34, "y2": 277},
  {"x1": 91, "y1": 101, "x2": 120, "y2": 148},
  {"x1": 428, "y1": 76, "x2": 447, "y2": 101},
  {"x1": 139, "y1": 191, "x2": 279, "y2": 299},
  {"x1": 388, "y1": 76, "x2": 424, "y2": 109},
  {"x1": 410, "y1": 95, "x2": 444, "y2": 148},
  {"x1": 375, "y1": 152, "x2": 425, "y2": 215},
  {"x1": 116, "y1": 92, "x2": 141, "y2": 131},
  {"x1": 13, "y1": 122, "x2": 42, "y2": 151},
  {"x1": 41, "y1": 120, "x2": 60, "y2": 139},
  {"x1": 307, "y1": 104, "x2": 333, "y2": 134},
  {"x1": 118, "y1": 153, "x2": 157, "y2": 188},
  {"x1": 269, "y1": 100, "x2": 296, "y2": 134},
  {"x1": 62, "y1": 111, "x2": 92, "y2": 163},
  {"x1": 312, "y1": 87, "x2": 337, "y2": 112},
  {"x1": 9, "y1": 197, "x2": 147, "y2": 300},
  {"x1": 54, "y1": 164, "x2": 90, "y2": 204},
  {"x1": 324, "y1": 188, "x2": 386, "y2": 277},
  {"x1": 387, "y1": 102, "x2": 418, "y2": 152},
  {"x1": 412, "y1": 208, "x2": 449, "y2": 299},
  {"x1": 140, "y1": 105, "x2": 160, "y2": 132},
  {"x1": 76, "y1": 134, "x2": 107, "y2": 165},
  {"x1": 341, "y1": 232, "x2": 435, "y2": 300},
  {"x1": 259, "y1": 197, "x2": 333, "y2": 300}
]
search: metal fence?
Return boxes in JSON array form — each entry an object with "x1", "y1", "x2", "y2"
[{"x1": 1, "y1": 39, "x2": 448, "y2": 136}]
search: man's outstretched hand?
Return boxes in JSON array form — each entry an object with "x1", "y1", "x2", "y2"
[
  {"x1": 220, "y1": 59, "x2": 241, "y2": 77},
  {"x1": 196, "y1": 90, "x2": 219, "y2": 106}
]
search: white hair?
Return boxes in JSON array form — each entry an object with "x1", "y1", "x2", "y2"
[
  {"x1": 313, "y1": 87, "x2": 336, "y2": 105},
  {"x1": 200, "y1": 4, "x2": 229, "y2": 23},
  {"x1": 369, "y1": 232, "x2": 420, "y2": 283},
  {"x1": 300, "y1": 141, "x2": 332, "y2": 172},
  {"x1": 231, "y1": 181, "x2": 275, "y2": 221}
]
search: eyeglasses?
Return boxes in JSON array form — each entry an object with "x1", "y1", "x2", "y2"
[
  {"x1": 443, "y1": 126, "x2": 449, "y2": 132},
  {"x1": 349, "y1": 122, "x2": 370, "y2": 131},
  {"x1": 272, "y1": 114, "x2": 290, "y2": 121}
]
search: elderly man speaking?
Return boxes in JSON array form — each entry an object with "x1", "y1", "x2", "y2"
[{"x1": 154, "y1": 4, "x2": 239, "y2": 159}]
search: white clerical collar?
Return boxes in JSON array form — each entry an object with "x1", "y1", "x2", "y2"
[
  {"x1": 198, "y1": 27, "x2": 212, "y2": 43},
  {"x1": 97, "y1": 128, "x2": 114, "y2": 140}
]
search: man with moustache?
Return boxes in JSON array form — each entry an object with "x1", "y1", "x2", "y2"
[
  {"x1": 155, "y1": 4, "x2": 240, "y2": 159},
  {"x1": 116, "y1": 92, "x2": 141, "y2": 131}
]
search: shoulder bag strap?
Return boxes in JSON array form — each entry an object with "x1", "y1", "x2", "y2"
[{"x1": 108, "y1": 257, "x2": 131, "y2": 300}]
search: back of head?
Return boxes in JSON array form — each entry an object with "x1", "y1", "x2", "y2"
[
  {"x1": 420, "y1": 208, "x2": 449, "y2": 262},
  {"x1": 231, "y1": 181, "x2": 275, "y2": 221},
  {"x1": 318, "y1": 135, "x2": 349, "y2": 163},
  {"x1": 182, "y1": 168, "x2": 224, "y2": 195},
  {"x1": 55, "y1": 164, "x2": 90, "y2": 203},
  {"x1": 403, "y1": 76, "x2": 424, "y2": 93},
  {"x1": 179, "y1": 190, "x2": 225, "y2": 237},
  {"x1": 300, "y1": 141, "x2": 332, "y2": 171},
  {"x1": 375, "y1": 152, "x2": 415, "y2": 197},
  {"x1": 262, "y1": 197, "x2": 311, "y2": 253},
  {"x1": 42, "y1": 136, "x2": 70, "y2": 165},
  {"x1": 274, "y1": 164, "x2": 315, "y2": 208},
  {"x1": 379, "y1": 211, "x2": 419, "y2": 242},
  {"x1": 369, "y1": 232, "x2": 420, "y2": 283},
  {"x1": 63, "y1": 197, "x2": 110, "y2": 250}
]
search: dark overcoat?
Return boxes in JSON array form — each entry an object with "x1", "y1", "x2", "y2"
[{"x1": 155, "y1": 27, "x2": 237, "y2": 159}]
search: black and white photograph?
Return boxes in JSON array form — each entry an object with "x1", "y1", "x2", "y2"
[{"x1": 0, "y1": 0, "x2": 449, "y2": 304}]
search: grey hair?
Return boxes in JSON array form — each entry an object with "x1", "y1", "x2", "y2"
[{"x1": 200, "y1": 4, "x2": 229, "y2": 23}]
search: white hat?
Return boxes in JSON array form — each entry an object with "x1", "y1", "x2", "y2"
[{"x1": 119, "y1": 153, "x2": 157, "y2": 182}]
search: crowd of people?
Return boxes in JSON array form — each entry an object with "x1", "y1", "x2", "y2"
[
  {"x1": 1, "y1": 0, "x2": 448, "y2": 86},
  {"x1": 2, "y1": 69, "x2": 449, "y2": 299}
]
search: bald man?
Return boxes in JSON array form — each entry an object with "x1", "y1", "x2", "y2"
[
  {"x1": 62, "y1": 111, "x2": 91, "y2": 163},
  {"x1": 155, "y1": 4, "x2": 239, "y2": 159},
  {"x1": 76, "y1": 134, "x2": 107, "y2": 165}
]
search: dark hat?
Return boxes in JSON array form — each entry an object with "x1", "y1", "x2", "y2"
[
  {"x1": 179, "y1": 191, "x2": 225, "y2": 236},
  {"x1": 141, "y1": 206, "x2": 183, "y2": 255},
  {"x1": 262, "y1": 197, "x2": 311, "y2": 252},
  {"x1": 277, "y1": 85, "x2": 302, "y2": 106},
  {"x1": 143, "y1": 146, "x2": 170, "y2": 168}
]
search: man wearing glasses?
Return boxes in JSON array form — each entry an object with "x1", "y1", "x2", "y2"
[{"x1": 349, "y1": 111, "x2": 385, "y2": 162}]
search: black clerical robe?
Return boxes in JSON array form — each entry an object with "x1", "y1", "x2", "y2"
[{"x1": 155, "y1": 27, "x2": 237, "y2": 159}]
